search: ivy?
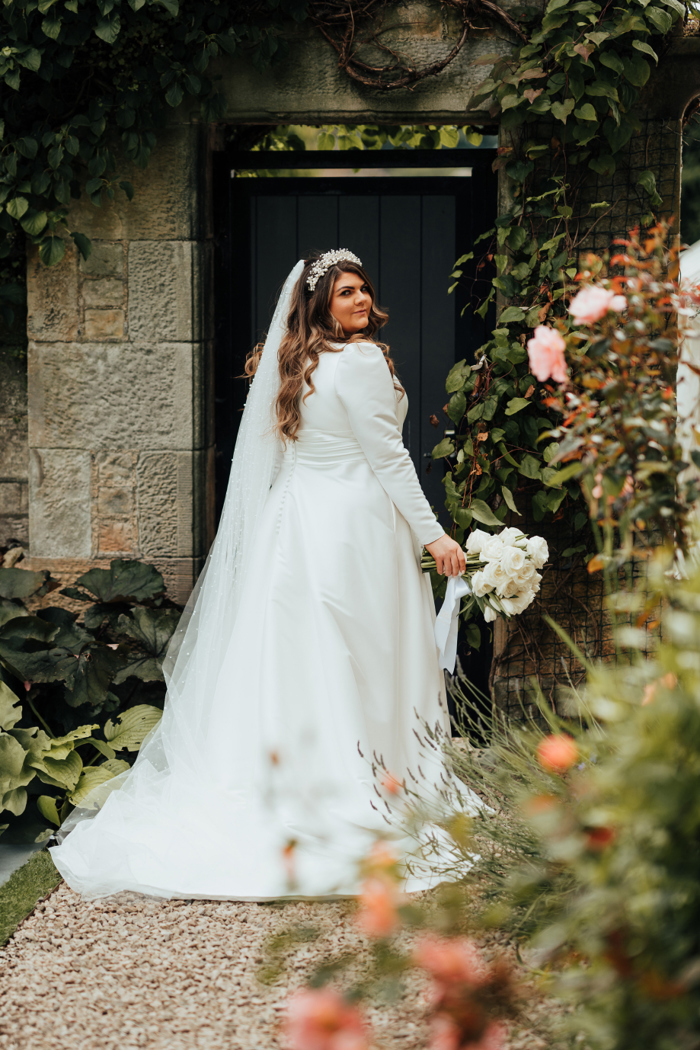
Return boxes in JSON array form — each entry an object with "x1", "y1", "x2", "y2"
[
  {"x1": 0, "y1": 0, "x2": 310, "y2": 325},
  {"x1": 439, "y1": 0, "x2": 692, "y2": 560}
]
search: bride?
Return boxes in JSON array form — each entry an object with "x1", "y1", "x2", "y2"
[{"x1": 50, "y1": 250, "x2": 470, "y2": 901}]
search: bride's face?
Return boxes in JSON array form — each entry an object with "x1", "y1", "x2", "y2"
[{"x1": 329, "y1": 271, "x2": 372, "y2": 335}]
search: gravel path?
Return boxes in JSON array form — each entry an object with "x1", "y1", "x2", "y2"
[{"x1": 0, "y1": 882, "x2": 558, "y2": 1050}]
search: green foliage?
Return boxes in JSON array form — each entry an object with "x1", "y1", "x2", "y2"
[
  {"x1": 0, "y1": 558, "x2": 181, "y2": 838},
  {"x1": 439, "y1": 0, "x2": 685, "y2": 559},
  {"x1": 0, "y1": 0, "x2": 311, "y2": 316}
]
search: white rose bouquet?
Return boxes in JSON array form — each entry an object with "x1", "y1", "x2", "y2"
[{"x1": 422, "y1": 526, "x2": 549, "y2": 624}]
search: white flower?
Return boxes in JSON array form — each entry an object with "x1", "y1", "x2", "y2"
[
  {"x1": 483, "y1": 603, "x2": 498, "y2": 623},
  {"x1": 471, "y1": 570, "x2": 493, "y2": 596},
  {"x1": 527, "y1": 536, "x2": 549, "y2": 569},
  {"x1": 499, "y1": 527, "x2": 527, "y2": 546},
  {"x1": 482, "y1": 561, "x2": 508, "y2": 591},
  {"x1": 480, "y1": 535, "x2": 505, "y2": 562},
  {"x1": 501, "y1": 592, "x2": 536, "y2": 615},
  {"x1": 466, "y1": 529, "x2": 491, "y2": 555},
  {"x1": 500, "y1": 546, "x2": 527, "y2": 578}
]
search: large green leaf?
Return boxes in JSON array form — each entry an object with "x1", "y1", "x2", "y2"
[
  {"x1": 72, "y1": 560, "x2": 165, "y2": 604},
  {"x1": 68, "y1": 758, "x2": 129, "y2": 806},
  {"x1": 0, "y1": 643, "x2": 78, "y2": 684},
  {"x1": 37, "y1": 795, "x2": 60, "y2": 827},
  {"x1": 0, "y1": 567, "x2": 53, "y2": 600},
  {"x1": 0, "y1": 599, "x2": 28, "y2": 629},
  {"x1": 0, "y1": 732, "x2": 28, "y2": 779},
  {"x1": 0, "y1": 787, "x2": 28, "y2": 817},
  {"x1": 113, "y1": 607, "x2": 180, "y2": 683},
  {"x1": 32, "y1": 748, "x2": 83, "y2": 791},
  {"x1": 0, "y1": 681, "x2": 21, "y2": 731},
  {"x1": 469, "y1": 499, "x2": 502, "y2": 528},
  {"x1": 0, "y1": 614, "x2": 57, "y2": 649},
  {"x1": 64, "y1": 645, "x2": 124, "y2": 708},
  {"x1": 104, "y1": 704, "x2": 163, "y2": 751},
  {"x1": 37, "y1": 608, "x2": 93, "y2": 653}
]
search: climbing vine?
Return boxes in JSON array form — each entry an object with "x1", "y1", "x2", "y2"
[{"x1": 436, "y1": 0, "x2": 691, "y2": 551}]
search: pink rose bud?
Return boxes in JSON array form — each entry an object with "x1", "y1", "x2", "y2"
[
  {"x1": 526, "y1": 326, "x2": 568, "y2": 384},
  {"x1": 568, "y1": 285, "x2": 624, "y2": 324}
]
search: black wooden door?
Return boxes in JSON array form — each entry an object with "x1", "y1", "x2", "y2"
[{"x1": 214, "y1": 162, "x2": 497, "y2": 525}]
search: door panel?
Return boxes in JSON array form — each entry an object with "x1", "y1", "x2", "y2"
[{"x1": 224, "y1": 174, "x2": 496, "y2": 530}]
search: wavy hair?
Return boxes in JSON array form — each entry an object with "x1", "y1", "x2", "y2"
[{"x1": 245, "y1": 253, "x2": 403, "y2": 442}]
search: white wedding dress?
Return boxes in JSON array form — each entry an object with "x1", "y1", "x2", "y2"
[{"x1": 50, "y1": 342, "x2": 466, "y2": 901}]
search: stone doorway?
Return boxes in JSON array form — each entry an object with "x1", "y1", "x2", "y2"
[{"x1": 212, "y1": 146, "x2": 498, "y2": 523}]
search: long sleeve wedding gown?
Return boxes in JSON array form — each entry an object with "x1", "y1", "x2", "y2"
[{"x1": 50, "y1": 342, "x2": 464, "y2": 901}]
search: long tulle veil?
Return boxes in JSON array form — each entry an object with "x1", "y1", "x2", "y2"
[{"x1": 57, "y1": 260, "x2": 305, "y2": 837}]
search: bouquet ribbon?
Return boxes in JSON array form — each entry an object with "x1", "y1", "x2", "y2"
[{"x1": 435, "y1": 575, "x2": 472, "y2": 673}]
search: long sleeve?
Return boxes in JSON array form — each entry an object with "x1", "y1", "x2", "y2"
[{"x1": 335, "y1": 343, "x2": 445, "y2": 547}]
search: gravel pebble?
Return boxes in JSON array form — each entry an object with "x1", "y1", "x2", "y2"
[{"x1": 0, "y1": 883, "x2": 562, "y2": 1049}]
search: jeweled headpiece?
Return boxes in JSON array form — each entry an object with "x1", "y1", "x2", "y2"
[{"x1": 306, "y1": 249, "x2": 363, "y2": 292}]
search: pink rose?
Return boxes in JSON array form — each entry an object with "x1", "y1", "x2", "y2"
[
  {"x1": 568, "y1": 285, "x2": 627, "y2": 324},
  {"x1": 284, "y1": 989, "x2": 370, "y2": 1050},
  {"x1": 526, "y1": 326, "x2": 568, "y2": 384}
]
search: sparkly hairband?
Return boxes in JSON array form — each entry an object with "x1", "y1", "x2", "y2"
[{"x1": 306, "y1": 249, "x2": 363, "y2": 292}]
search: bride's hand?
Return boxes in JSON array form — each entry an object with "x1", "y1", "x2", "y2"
[{"x1": 425, "y1": 534, "x2": 466, "y2": 577}]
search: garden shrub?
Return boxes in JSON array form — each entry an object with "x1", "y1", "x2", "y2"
[{"x1": 0, "y1": 558, "x2": 181, "y2": 840}]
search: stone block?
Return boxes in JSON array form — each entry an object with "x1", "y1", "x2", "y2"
[
  {"x1": 0, "y1": 419, "x2": 29, "y2": 478},
  {"x1": 128, "y1": 242, "x2": 196, "y2": 342},
  {"x1": 82, "y1": 279, "x2": 124, "y2": 309},
  {"x1": 67, "y1": 124, "x2": 206, "y2": 241},
  {"x1": 26, "y1": 242, "x2": 79, "y2": 343},
  {"x1": 96, "y1": 485, "x2": 134, "y2": 517},
  {"x1": 79, "y1": 242, "x2": 124, "y2": 278},
  {"x1": 0, "y1": 357, "x2": 27, "y2": 416},
  {"x1": 29, "y1": 449, "x2": 91, "y2": 558},
  {"x1": 0, "y1": 516, "x2": 28, "y2": 548},
  {"x1": 136, "y1": 449, "x2": 211, "y2": 559},
  {"x1": 84, "y1": 309, "x2": 126, "y2": 340},
  {"x1": 0, "y1": 483, "x2": 21, "y2": 514},
  {"x1": 97, "y1": 520, "x2": 137, "y2": 557},
  {"x1": 28, "y1": 341, "x2": 196, "y2": 451}
]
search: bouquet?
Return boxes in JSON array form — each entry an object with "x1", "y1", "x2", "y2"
[{"x1": 422, "y1": 527, "x2": 549, "y2": 624}]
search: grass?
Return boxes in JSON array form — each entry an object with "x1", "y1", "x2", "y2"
[{"x1": 0, "y1": 850, "x2": 62, "y2": 946}]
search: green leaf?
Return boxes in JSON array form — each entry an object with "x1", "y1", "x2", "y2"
[
  {"x1": 465, "y1": 623, "x2": 481, "y2": 650},
  {"x1": 545, "y1": 461, "x2": 584, "y2": 487},
  {"x1": 599, "y1": 50, "x2": 624, "y2": 75},
  {"x1": 104, "y1": 704, "x2": 162, "y2": 751},
  {"x1": 119, "y1": 180, "x2": 134, "y2": 202},
  {"x1": 165, "y1": 82, "x2": 184, "y2": 108},
  {"x1": 37, "y1": 795, "x2": 60, "y2": 826},
  {"x1": 447, "y1": 392, "x2": 467, "y2": 424},
  {"x1": 0, "y1": 568, "x2": 52, "y2": 600},
  {"x1": 432, "y1": 438, "x2": 455, "y2": 459},
  {"x1": 68, "y1": 758, "x2": 130, "y2": 806},
  {"x1": 501, "y1": 485, "x2": 521, "y2": 515},
  {"x1": 33, "y1": 749, "x2": 83, "y2": 792},
  {"x1": 518, "y1": 454, "x2": 542, "y2": 480},
  {"x1": 632, "y1": 39, "x2": 658, "y2": 62},
  {"x1": 18, "y1": 48, "x2": 41, "y2": 72},
  {"x1": 95, "y1": 14, "x2": 121, "y2": 45},
  {"x1": 0, "y1": 681, "x2": 21, "y2": 732},
  {"x1": 73, "y1": 560, "x2": 165, "y2": 604},
  {"x1": 468, "y1": 499, "x2": 501, "y2": 528},
  {"x1": 39, "y1": 236, "x2": 66, "y2": 267},
  {"x1": 574, "y1": 103, "x2": 597, "y2": 122},
  {"x1": 505, "y1": 397, "x2": 531, "y2": 415},
  {"x1": 6, "y1": 197, "x2": 28, "y2": 220},
  {"x1": 21, "y1": 210, "x2": 48, "y2": 237},
  {"x1": 71, "y1": 232, "x2": 92, "y2": 260},
  {"x1": 0, "y1": 786, "x2": 28, "y2": 817},
  {"x1": 114, "y1": 607, "x2": 180, "y2": 683},
  {"x1": 64, "y1": 646, "x2": 124, "y2": 709},
  {"x1": 498, "y1": 306, "x2": 526, "y2": 324},
  {"x1": 645, "y1": 6, "x2": 673, "y2": 32},
  {"x1": 15, "y1": 137, "x2": 38, "y2": 159}
]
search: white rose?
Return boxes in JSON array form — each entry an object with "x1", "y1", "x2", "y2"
[
  {"x1": 483, "y1": 603, "x2": 498, "y2": 623},
  {"x1": 527, "y1": 536, "x2": 549, "y2": 569},
  {"x1": 466, "y1": 529, "x2": 491, "y2": 555},
  {"x1": 497, "y1": 577, "x2": 520, "y2": 599},
  {"x1": 500, "y1": 546, "x2": 527, "y2": 578},
  {"x1": 480, "y1": 536, "x2": 505, "y2": 562},
  {"x1": 499, "y1": 527, "x2": 527, "y2": 546},
  {"x1": 482, "y1": 561, "x2": 508, "y2": 591},
  {"x1": 471, "y1": 570, "x2": 493, "y2": 596},
  {"x1": 507, "y1": 591, "x2": 537, "y2": 615}
]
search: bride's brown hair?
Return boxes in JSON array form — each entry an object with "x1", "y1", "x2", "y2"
[{"x1": 245, "y1": 253, "x2": 403, "y2": 442}]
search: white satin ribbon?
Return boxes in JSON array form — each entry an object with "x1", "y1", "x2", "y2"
[{"x1": 435, "y1": 575, "x2": 472, "y2": 673}]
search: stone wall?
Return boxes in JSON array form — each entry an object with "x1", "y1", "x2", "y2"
[{"x1": 24, "y1": 123, "x2": 215, "y2": 603}]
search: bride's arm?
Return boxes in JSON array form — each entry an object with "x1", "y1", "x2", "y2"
[{"x1": 335, "y1": 342, "x2": 450, "y2": 548}]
